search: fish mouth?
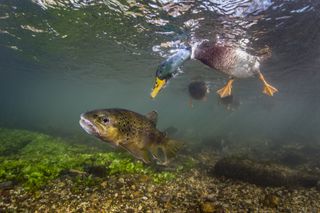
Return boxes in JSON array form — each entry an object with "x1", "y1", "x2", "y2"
[{"x1": 79, "y1": 114, "x2": 99, "y2": 136}]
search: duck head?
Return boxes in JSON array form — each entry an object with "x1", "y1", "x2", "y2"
[{"x1": 150, "y1": 48, "x2": 191, "y2": 98}]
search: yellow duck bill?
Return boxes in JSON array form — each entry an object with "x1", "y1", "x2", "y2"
[{"x1": 150, "y1": 77, "x2": 167, "y2": 99}]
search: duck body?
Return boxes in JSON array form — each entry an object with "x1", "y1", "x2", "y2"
[
  {"x1": 192, "y1": 41, "x2": 260, "y2": 79},
  {"x1": 150, "y1": 40, "x2": 278, "y2": 98}
]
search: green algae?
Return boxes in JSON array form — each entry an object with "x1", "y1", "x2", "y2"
[{"x1": 0, "y1": 128, "x2": 177, "y2": 190}]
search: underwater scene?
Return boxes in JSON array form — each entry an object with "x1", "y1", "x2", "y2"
[{"x1": 1, "y1": 0, "x2": 320, "y2": 212}]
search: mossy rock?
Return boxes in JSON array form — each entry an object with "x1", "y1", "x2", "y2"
[{"x1": 213, "y1": 157, "x2": 319, "y2": 188}]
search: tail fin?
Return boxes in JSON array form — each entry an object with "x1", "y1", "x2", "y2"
[{"x1": 157, "y1": 139, "x2": 183, "y2": 165}]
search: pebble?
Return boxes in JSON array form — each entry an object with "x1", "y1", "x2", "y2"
[
  {"x1": 126, "y1": 208, "x2": 135, "y2": 213},
  {"x1": 262, "y1": 194, "x2": 280, "y2": 208},
  {"x1": 2, "y1": 155, "x2": 320, "y2": 212},
  {"x1": 0, "y1": 181, "x2": 13, "y2": 190},
  {"x1": 147, "y1": 185, "x2": 154, "y2": 193},
  {"x1": 101, "y1": 181, "x2": 108, "y2": 188},
  {"x1": 119, "y1": 178, "x2": 125, "y2": 184},
  {"x1": 200, "y1": 201, "x2": 216, "y2": 213},
  {"x1": 160, "y1": 194, "x2": 171, "y2": 203},
  {"x1": 204, "y1": 194, "x2": 216, "y2": 201}
]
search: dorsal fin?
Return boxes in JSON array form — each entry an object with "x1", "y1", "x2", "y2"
[{"x1": 146, "y1": 111, "x2": 158, "y2": 126}]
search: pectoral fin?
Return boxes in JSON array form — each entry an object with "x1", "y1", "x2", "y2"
[
  {"x1": 158, "y1": 139, "x2": 183, "y2": 165},
  {"x1": 149, "y1": 145, "x2": 162, "y2": 161},
  {"x1": 119, "y1": 143, "x2": 151, "y2": 164}
]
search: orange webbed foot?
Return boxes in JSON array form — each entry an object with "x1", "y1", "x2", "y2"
[
  {"x1": 217, "y1": 79, "x2": 234, "y2": 98},
  {"x1": 258, "y1": 72, "x2": 278, "y2": 96}
]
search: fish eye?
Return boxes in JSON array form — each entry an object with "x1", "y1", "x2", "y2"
[{"x1": 101, "y1": 117, "x2": 110, "y2": 124}]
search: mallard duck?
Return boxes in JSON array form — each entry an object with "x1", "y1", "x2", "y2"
[{"x1": 150, "y1": 40, "x2": 278, "y2": 98}]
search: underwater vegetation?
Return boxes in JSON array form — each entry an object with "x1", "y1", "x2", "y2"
[
  {"x1": 0, "y1": 128, "x2": 179, "y2": 191},
  {"x1": 1, "y1": 129, "x2": 320, "y2": 211}
]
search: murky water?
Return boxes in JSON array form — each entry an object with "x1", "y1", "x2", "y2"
[{"x1": 1, "y1": 0, "x2": 320, "y2": 152}]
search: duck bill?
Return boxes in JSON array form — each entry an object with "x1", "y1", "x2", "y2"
[{"x1": 150, "y1": 77, "x2": 167, "y2": 99}]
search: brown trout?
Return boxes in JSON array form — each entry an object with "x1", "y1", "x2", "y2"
[{"x1": 79, "y1": 108, "x2": 182, "y2": 165}]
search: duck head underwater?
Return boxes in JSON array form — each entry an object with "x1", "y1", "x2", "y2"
[{"x1": 150, "y1": 40, "x2": 278, "y2": 99}]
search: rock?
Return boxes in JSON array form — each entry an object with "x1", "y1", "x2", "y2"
[
  {"x1": 213, "y1": 157, "x2": 320, "y2": 187},
  {"x1": 104, "y1": 199, "x2": 112, "y2": 209},
  {"x1": 61, "y1": 169, "x2": 88, "y2": 177},
  {"x1": 262, "y1": 194, "x2": 280, "y2": 208},
  {"x1": 200, "y1": 201, "x2": 215, "y2": 213},
  {"x1": 278, "y1": 151, "x2": 306, "y2": 167},
  {"x1": 203, "y1": 194, "x2": 216, "y2": 201},
  {"x1": 85, "y1": 165, "x2": 108, "y2": 177},
  {"x1": 147, "y1": 185, "x2": 154, "y2": 193},
  {"x1": 139, "y1": 175, "x2": 150, "y2": 183},
  {"x1": 159, "y1": 194, "x2": 171, "y2": 203},
  {"x1": 100, "y1": 181, "x2": 108, "y2": 188},
  {"x1": 0, "y1": 181, "x2": 14, "y2": 190},
  {"x1": 132, "y1": 191, "x2": 141, "y2": 198},
  {"x1": 57, "y1": 181, "x2": 66, "y2": 188},
  {"x1": 126, "y1": 208, "x2": 135, "y2": 213},
  {"x1": 118, "y1": 177, "x2": 125, "y2": 184}
]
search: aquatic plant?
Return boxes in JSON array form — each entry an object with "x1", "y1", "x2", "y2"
[
  {"x1": 0, "y1": 128, "x2": 177, "y2": 190},
  {"x1": 0, "y1": 128, "x2": 35, "y2": 155},
  {"x1": 152, "y1": 172, "x2": 176, "y2": 183}
]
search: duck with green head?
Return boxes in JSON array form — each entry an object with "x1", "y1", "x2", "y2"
[{"x1": 150, "y1": 40, "x2": 278, "y2": 99}]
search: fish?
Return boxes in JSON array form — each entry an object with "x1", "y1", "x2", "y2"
[{"x1": 79, "y1": 108, "x2": 182, "y2": 165}]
